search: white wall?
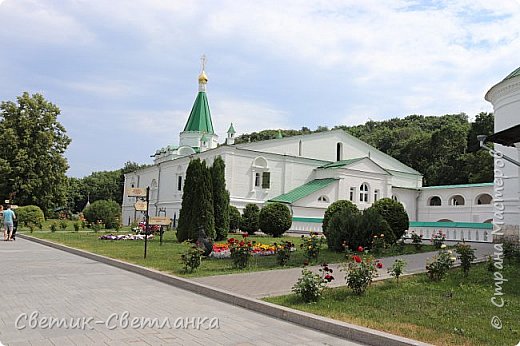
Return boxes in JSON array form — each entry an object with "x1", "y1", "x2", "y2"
[
  {"x1": 417, "y1": 185, "x2": 494, "y2": 223},
  {"x1": 485, "y1": 74, "x2": 520, "y2": 236}
]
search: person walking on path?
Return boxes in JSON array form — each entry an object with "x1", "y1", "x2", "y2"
[
  {"x1": 3, "y1": 204, "x2": 16, "y2": 241},
  {"x1": 0, "y1": 205, "x2": 4, "y2": 240}
]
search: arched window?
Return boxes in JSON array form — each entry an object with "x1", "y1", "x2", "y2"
[
  {"x1": 437, "y1": 219, "x2": 453, "y2": 222},
  {"x1": 177, "y1": 176, "x2": 183, "y2": 191},
  {"x1": 150, "y1": 179, "x2": 158, "y2": 200},
  {"x1": 428, "y1": 196, "x2": 442, "y2": 206},
  {"x1": 476, "y1": 194, "x2": 492, "y2": 205},
  {"x1": 449, "y1": 195, "x2": 465, "y2": 206},
  {"x1": 392, "y1": 195, "x2": 398, "y2": 202},
  {"x1": 252, "y1": 157, "x2": 270, "y2": 189},
  {"x1": 374, "y1": 189, "x2": 380, "y2": 202},
  {"x1": 483, "y1": 218, "x2": 493, "y2": 223},
  {"x1": 359, "y1": 183, "x2": 369, "y2": 203},
  {"x1": 336, "y1": 142, "x2": 343, "y2": 161},
  {"x1": 318, "y1": 195, "x2": 329, "y2": 203}
]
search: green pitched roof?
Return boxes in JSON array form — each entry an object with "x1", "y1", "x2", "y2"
[
  {"x1": 227, "y1": 123, "x2": 236, "y2": 134},
  {"x1": 183, "y1": 92, "x2": 214, "y2": 134},
  {"x1": 421, "y1": 182, "x2": 493, "y2": 190},
  {"x1": 269, "y1": 178, "x2": 338, "y2": 204},
  {"x1": 503, "y1": 66, "x2": 520, "y2": 81},
  {"x1": 318, "y1": 157, "x2": 365, "y2": 169}
]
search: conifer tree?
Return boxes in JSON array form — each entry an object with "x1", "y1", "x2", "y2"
[
  {"x1": 240, "y1": 203, "x2": 260, "y2": 235},
  {"x1": 177, "y1": 158, "x2": 215, "y2": 242},
  {"x1": 211, "y1": 156, "x2": 230, "y2": 240}
]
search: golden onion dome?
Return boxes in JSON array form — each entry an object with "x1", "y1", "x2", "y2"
[{"x1": 198, "y1": 71, "x2": 208, "y2": 84}]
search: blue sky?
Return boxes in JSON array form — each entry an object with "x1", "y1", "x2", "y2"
[{"x1": 0, "y1": 0, "x2": 519, "y2": 177}]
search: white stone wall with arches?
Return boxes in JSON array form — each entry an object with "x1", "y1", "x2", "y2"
[{"x1": 417, "y1": 183, "x2": 494, "y2": 223}]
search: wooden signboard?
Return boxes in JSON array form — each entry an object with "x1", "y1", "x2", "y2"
[
  {"x1": 134, "y1": 201, "x2": 148, "y2": 211},
  {"x1": 149, "y1": 216, "x2": 171, "y2": 226},
  {"x1": 127, "y1": 187, "x2": 147, "y2": 197}
]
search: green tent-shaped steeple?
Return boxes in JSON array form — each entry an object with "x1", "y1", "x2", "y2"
[{"x1": 183, "y1": 91, "x2": 214, "y2": 134}]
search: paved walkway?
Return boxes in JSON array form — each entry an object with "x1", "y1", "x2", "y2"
[
  {"x1": 0, "y1": 239, "x2": 362, "y2": 346},
  {"x1": 193, "y1": 242, "x2": 495, "y2": 298}
]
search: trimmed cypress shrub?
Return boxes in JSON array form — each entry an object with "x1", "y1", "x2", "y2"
[
  {"x1": 327, "y1": 210, "x2": 363, "y2": 251},
  {"x1": 259, "y1": 202, "x2": 292, "y2": 237},
  {"x1": 229, "y1": 205, "x2": 241, "y2": 232},
  {"x1": 177, "y1": 158, "x2": 215, "y2": 242},
  {"x1": 211, "y1": 156, "x2": 230, "y2": 241},
  {"x1": 361, "y1": 207, "x2": 394, "y2": 244},
  {"x1": 240, "y1": 203, "x2": 260, "y2": 235},
  {"x1": 369, "y1": 198, "x2": 409, "y2": 243},
  {"x1": 322, "y1": 200, "x2": 360, "y2": 236}
]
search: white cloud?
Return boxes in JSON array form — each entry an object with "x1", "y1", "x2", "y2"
[{"x1": 212, "y1": 97, "x2": 290, "y2": 137}]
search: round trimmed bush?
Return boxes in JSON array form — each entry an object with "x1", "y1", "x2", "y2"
[
  {"x1": 259, "y1": 202, "x2": 292, "y2": 237},
  {"x1": 229, "y1": 205, "x2": 241, "y2": 231},
  {"x1": 83, "y1": 200, "x2": 121, "y2": 229},
  {"x1": 322, "y1": 200, "x2": 360, "y2": 236},
  {"x1": 16, "y1": 205, "x2": 45, "y2": 231},
  {"x1": 369, "y1": 198, "x2": 409, "y2": 242},
  {"x1": 240, "y1": 203, "x2": 260, "y2": 235}
]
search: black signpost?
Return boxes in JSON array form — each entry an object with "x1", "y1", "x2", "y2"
[{"x1": 144, "y1": 186, "x2": 150, "y2": 259}]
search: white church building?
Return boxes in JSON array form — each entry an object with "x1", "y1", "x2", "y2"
[{"x1": 121, "y1": 64, "x2": 520, "y2": 243}]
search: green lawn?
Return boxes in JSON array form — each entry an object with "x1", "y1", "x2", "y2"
[
  {"x1": 265, "y1": 263, "x2": 520, "y2": 346},
  {"x1": 20, "y1": 229, "x2": 439, "y2": 278}
]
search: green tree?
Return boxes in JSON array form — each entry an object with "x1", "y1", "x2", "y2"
[
  {"x1": 369, "y1": 198, "x2": 409, "y2": 242},
  {"x1": 327, "y1": 210, "x2": 363, "y2": 251},
  {"x1": 0, "y1": 92, "x2": 71, "y2": 215},
  {"x1": 83, "y1": 200, "x2": 121, "y2": 229},
  {"x1": 322, "y1": 200, "x2": 360, "y2": 236},
  {"x1": 229, "y1": 206, "x2": 241, "y2": 231},
  {"x1": 211, "y1": 156, "x2": 230, "y2": 241},
  {"x1": 240, "y1": 203, "x2": 260, "y2": 235},
  {"x1": 16, "y1": 205, "x2": 45, "y2": 231},
  {"x1": 259, "y1": 202, "x2": 292, "y2": 237},
  {"x1": 177, "y1": 158, "x2": 215, "y2": 242}
]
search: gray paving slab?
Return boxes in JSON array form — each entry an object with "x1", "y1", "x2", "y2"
[
  {"x1": 193, "y1": 241, "x2": 495, "y2": 298},
  {"x1": 0, "y1": 239, "x2": 362, "y2": 346}
]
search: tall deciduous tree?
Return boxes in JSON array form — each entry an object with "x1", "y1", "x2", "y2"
[
  {"x1": 211, "y1": 156, "x2": 230, "y2": 241},
  {"x1": 177, "y1": 158, "x2": 215, "y2": 242},
  {"x1": 0, "y1": 92, "x2": 71, "y2": 215}
]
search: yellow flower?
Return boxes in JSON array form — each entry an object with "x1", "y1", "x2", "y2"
[
  {"x1": 440, "y1": 244, "x2": 447, "y2": 249},
  {"x1": 380, "y1": 234, "x2": 384, "y2": 237},
  {"x1": 450, "y1": 257, "x2": 456, "y2": 261}
]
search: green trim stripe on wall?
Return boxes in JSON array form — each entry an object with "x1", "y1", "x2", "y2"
[
  {"x1": 292, "y1": 217, "x2": 324, "y2": 224},
  {"x1": 291, "y1": 217, "x2": 493, "y2": 229},
  {"x1": 409, "y1": 221, "x2": 493, "y2": 229}
]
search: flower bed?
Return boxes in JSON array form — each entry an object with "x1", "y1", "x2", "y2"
[
  {"x1": 209, "y1": 238, "x2": 294, "y2": 259},
  {"x1": 99, "y1": 233, "x2": 154, "y2": 241}
]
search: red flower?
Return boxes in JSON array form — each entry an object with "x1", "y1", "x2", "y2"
[
  {"x1": 353, "y1": 255, "x2": 362, "y2": 263},
  {"x1": 239, "y1": 241, "x2": 245, "y2": 246},
  {"x1": 357, "y1": 246, "x2": 364, "y2": 252},
  {"x1": 228, "y1": 238, "x2": 235, "y2": 243},
  {"x1": 243, "y1": 233, "x2": 249, "y2": 238},
  {"x1": 376, "y1": 262, "x2": 383, "y2": 269},
  {"x1": 324, "y1": 274, "x2": 334, "y2": 282}
]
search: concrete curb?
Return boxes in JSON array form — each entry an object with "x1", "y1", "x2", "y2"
[{"x1": 19, "y1": 234, "x2": 432, "y2": 346}]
